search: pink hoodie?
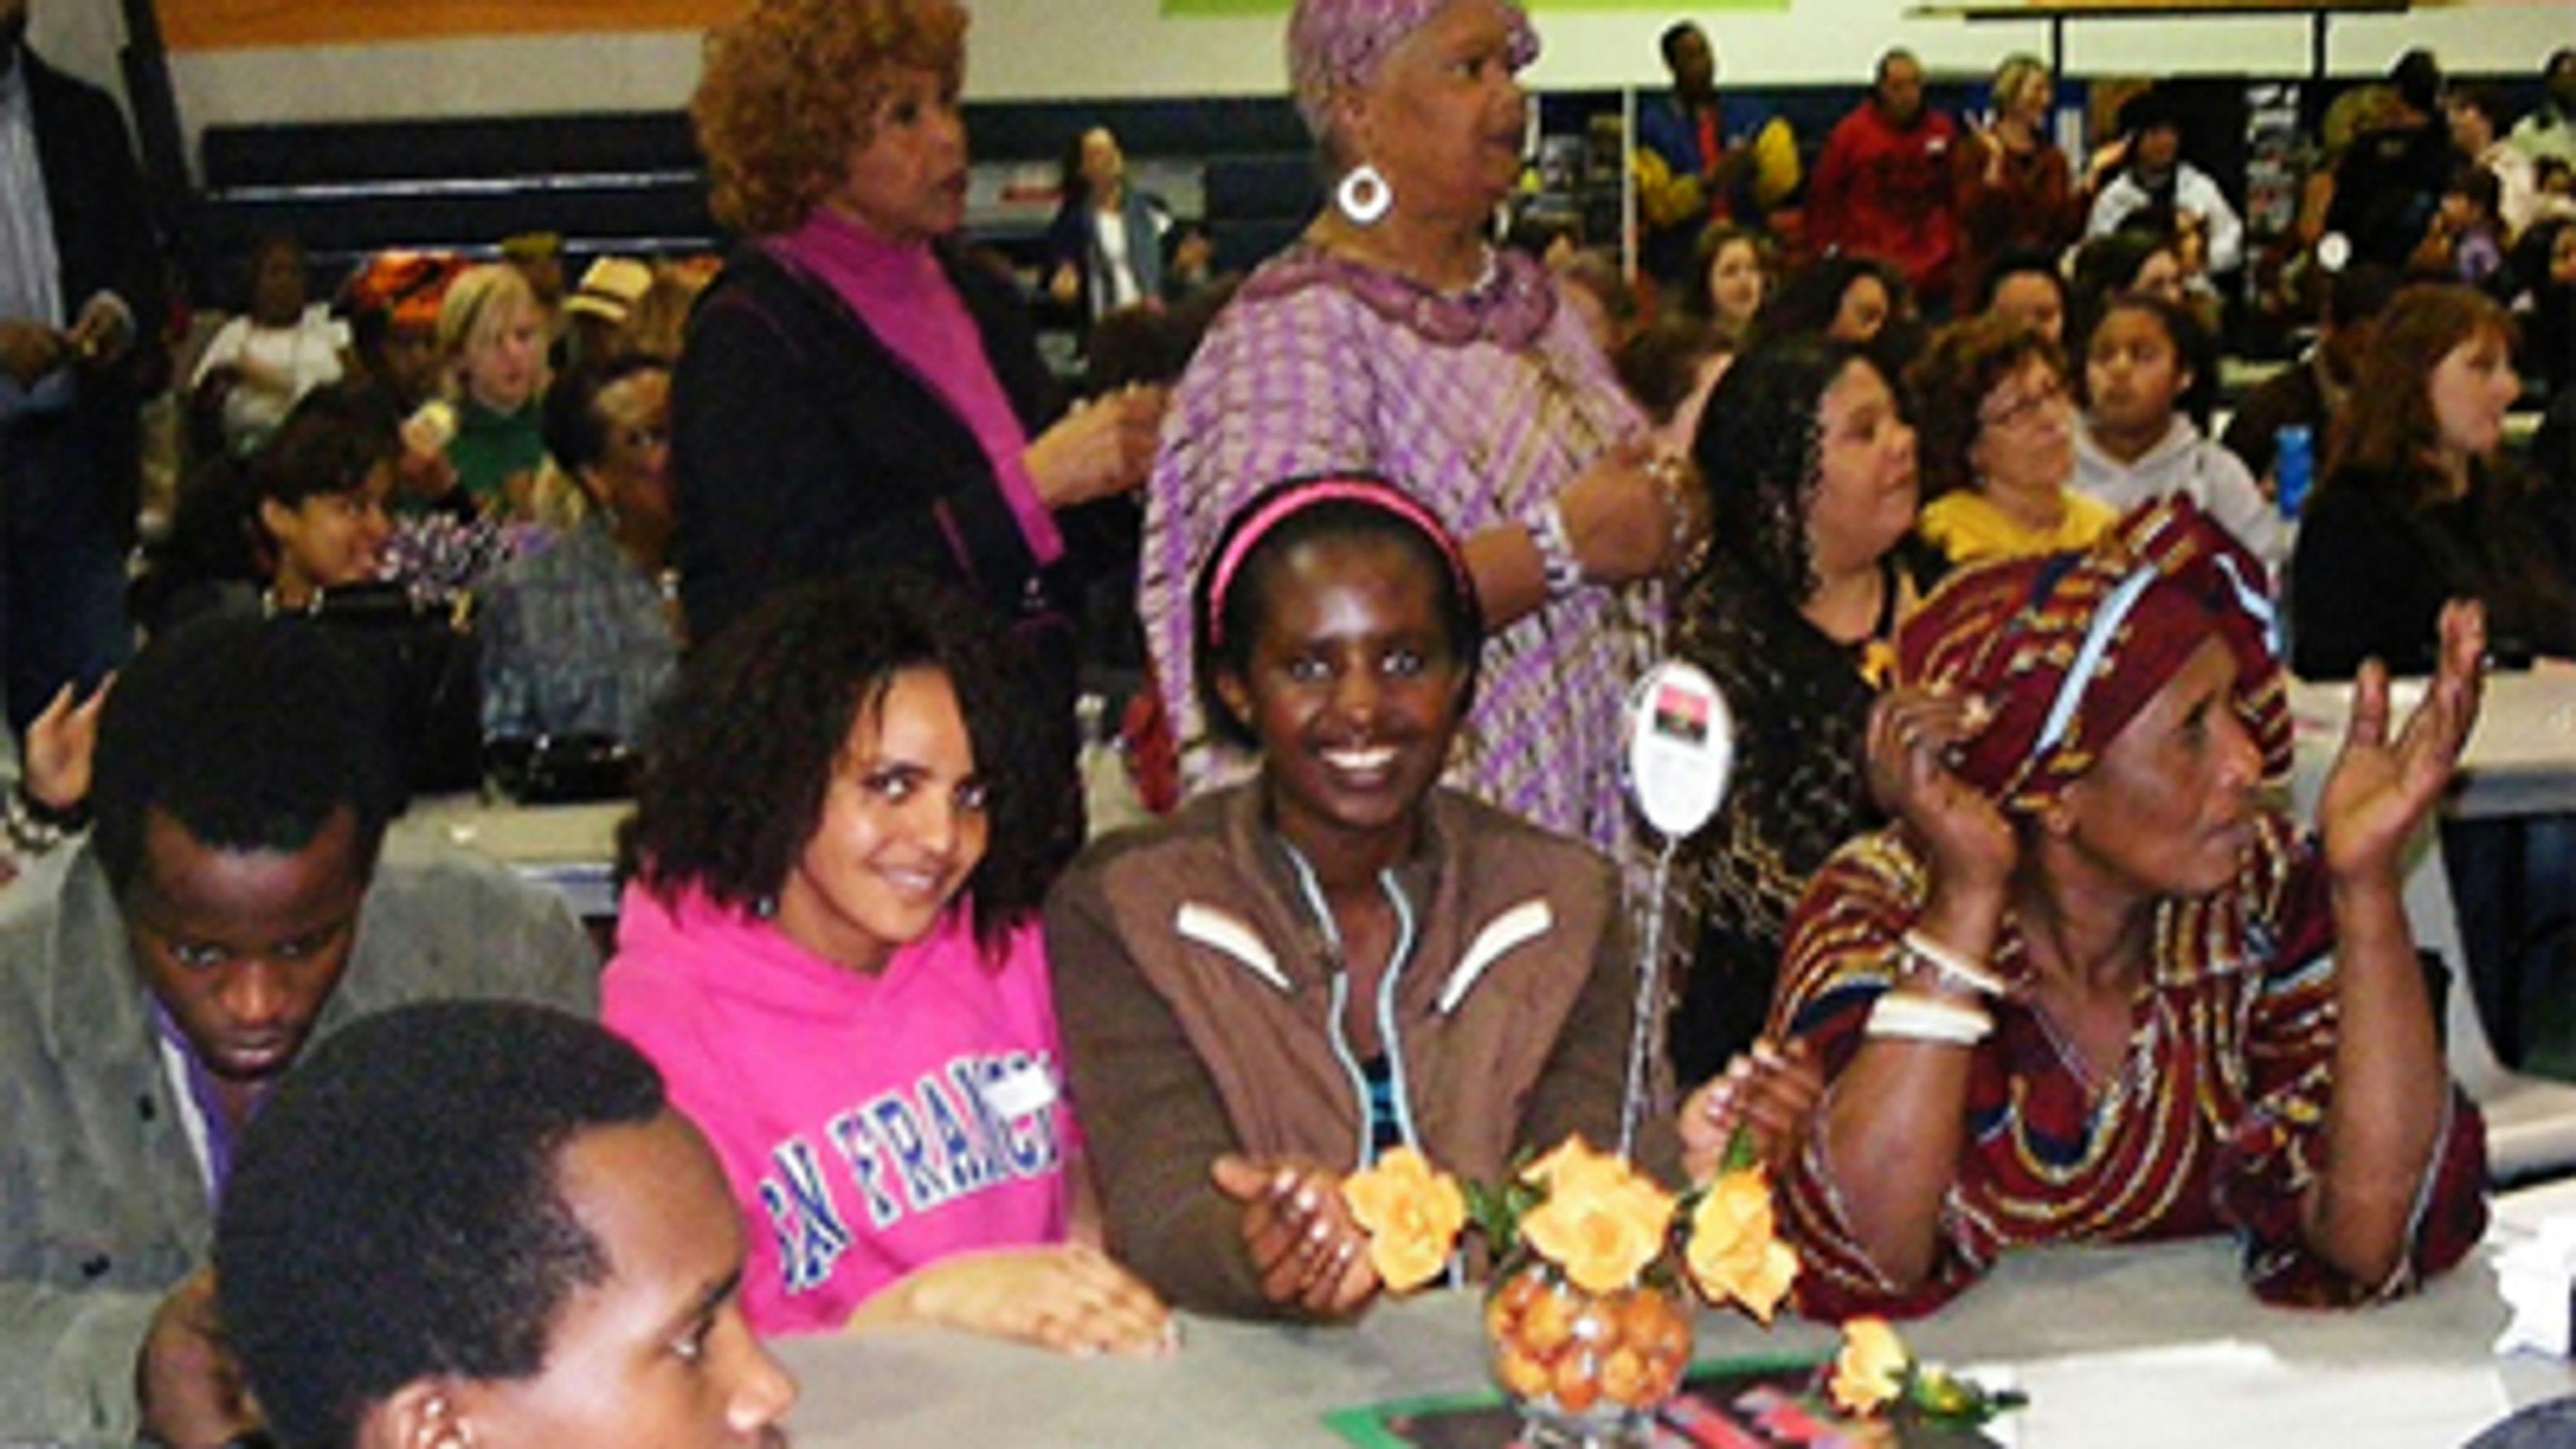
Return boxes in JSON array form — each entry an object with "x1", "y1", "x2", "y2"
[{"x1": 603, "y1": 882, "x2": 1076, "y2": 1336}]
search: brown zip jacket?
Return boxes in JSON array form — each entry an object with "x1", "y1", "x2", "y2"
[{"x1": 1047, "y1": 783, "x2": 1678, "y2": 1319}]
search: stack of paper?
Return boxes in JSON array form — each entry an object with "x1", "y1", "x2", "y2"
[
  {"x1": 2494, "y1": 1215, "x2": 2576, "y2": 1358},
  {"x1": 1982, "y1": 1340, "x2": 2508, "y2": 1448}
]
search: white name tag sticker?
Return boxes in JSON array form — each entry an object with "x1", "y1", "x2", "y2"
[{"x1": 982, "y1": 1062, "x2": 1059, "y2": 1119}]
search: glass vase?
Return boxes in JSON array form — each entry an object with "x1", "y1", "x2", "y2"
[{"x1": 1484, "y1": 1261, "x2": 1694, "y2": 1448}]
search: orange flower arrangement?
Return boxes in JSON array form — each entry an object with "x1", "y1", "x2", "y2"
[
  {"x1": 1826, "y1": 1315, "x2": 2028, "y2": 1427},
  {"x1": 1340, "y1": 1147, "x2": 1468, "y2": 1292},
  {"x1": 1515, "y1": 1138, "x2": 1676, "y2": 1295},
  {"x1": 1827, "y1": 1316, "x2": 1908, "y2": 1415},
  {"x1": 1339, "y1": 1134, "x2": 1799, "y2": 1318},
  {"x1": 1683, "y1": 1164, "x2": 1799, "y2": 1324},
  {"x1": 1342, "y1": 1136, "x2": 2023, "y2": 1433}
]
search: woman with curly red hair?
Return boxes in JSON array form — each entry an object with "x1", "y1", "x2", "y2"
[{"x1": 677, "y1": 0, "x2": 1163, "y2": 775}]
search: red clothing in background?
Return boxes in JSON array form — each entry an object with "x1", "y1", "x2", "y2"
[{"x1": 1807, "y1": 102, "x2": 1960, "y2": 303}]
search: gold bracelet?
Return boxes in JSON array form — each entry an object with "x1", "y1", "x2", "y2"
[{"x1": 1649, "y1": 455, "x2": 1710, "y2": 579}]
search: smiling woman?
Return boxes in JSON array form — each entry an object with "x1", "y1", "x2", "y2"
[
  {"x1": 1142, "y1": 0, "x2": 1705, "y2": 857},
  {"x1": 604, "y1": 572, "x2": 1172, "y2": 1356},
  {"x1": 1053, "y1": 477, "x2": 1676, "y2": 1323},
  {"x1": 673, "y1": 0, "x2": 1164, "y2": 771}
]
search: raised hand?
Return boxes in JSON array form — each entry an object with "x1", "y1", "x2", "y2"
[
  {"x1": 22, "y1": 675, "x2": 109, "y2": 813},
  {"x1": 1864, "y1": 687, "x2": 2014, "y2": 893},
  {"x1": 2317, "y1": 600, "x2": 2485, "y2": 882},
  {"x1": 1212, "y1": 1153, "x2": 1381, "y2": 1319},
  {"x1": 861, "y1": 1242, "x2": 1174, "y2": 1358}
]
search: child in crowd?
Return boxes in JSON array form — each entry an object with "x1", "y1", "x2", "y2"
[
  {"x1": 2068, "y1": 227, "x2": 2184, "y2": 325},
  {"x1": 435, "y1": 262, "x2": 550, "y2": 514},
  {"x1": 1555, "y1": 246, "x2": 1641, "y2": 357},
  {"x1": 604, "y1": 572, "x2": 1173, "y2": 1353},
  {"x1": 2073, "y1": 292, "x2": 2284, "y2": 568},
  {"x1": 1693, "y1": 223, "x2": 1772, "y2": 343},
  {"x1": 2414, "y1": 163, "x2": 2507, "y2": 289},
  {"x1": 1049, "y1": 477, "x2": 1673, "y2": 1321}
]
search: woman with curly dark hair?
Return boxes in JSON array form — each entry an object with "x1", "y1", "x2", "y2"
[
  {"x1": 677, "y1": 0, "x2": 1163, "y2": 735},
  {"x1": 603, "y1": 572, "x2": 1171, "y2": 1355},
  {"x1": 1666, "y1": 337, "x2": 1930, "y2": 1090}
]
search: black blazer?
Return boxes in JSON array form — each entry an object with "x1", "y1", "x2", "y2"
[
  {"x1": 672, "y1": 241, "x2": 1103, "y2": 638},
  {"x1": 17, "y1": 51, "x2": 164, "y2": 543}
]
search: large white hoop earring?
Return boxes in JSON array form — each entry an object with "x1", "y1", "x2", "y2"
[{"x1": 1335, "y1": 164, "x2": 1393, "y2": 227}]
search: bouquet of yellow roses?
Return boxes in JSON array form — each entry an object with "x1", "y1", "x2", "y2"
[
  {"x1": 1342, "y1": 1134, "x2": 1797, "y2": 1315},
  {"x1": 1341, "y1": 1134, "x2": 1796, "y2": 1426},
  {"x1": 1341, "y1": 1135, "x2": 2024, "y2": 1437}
]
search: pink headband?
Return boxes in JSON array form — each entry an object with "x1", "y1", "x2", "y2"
[{"x1": 1203, "y1": 476, "x2": 1473, "y2": 648}]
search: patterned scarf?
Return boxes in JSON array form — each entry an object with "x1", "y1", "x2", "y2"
[{"x1": 1894, "y1": 496, "x2": 2288, "y2": 815}]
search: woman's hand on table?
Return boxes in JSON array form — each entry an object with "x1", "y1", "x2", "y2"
[
  {"x1": 856, "y1": 1243, "x2": 1176, "y2": 1358},
  {"x1": 1025, "y1": 385, "x2": 1168, "y2": 509},
  {"x1": 1865, "y1": 688, "x2": 2013, "y2": 895},
  {"x1": 1211, "y1": 1153, "x2": 1381, "y2": 1319},
  {"x1": 1680, "y1": 1036, "x2": 1823, "y2": 1182},
  {"x1": 2318, "y1": 599, "x2": 2485, "y2": 884}
]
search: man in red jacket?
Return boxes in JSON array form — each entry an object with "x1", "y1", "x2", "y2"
[{"x1": 1807, "y1": 49, "x2": 1960, "y2": 309}]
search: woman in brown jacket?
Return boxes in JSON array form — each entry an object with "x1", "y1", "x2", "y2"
[{"x1": 1048, "y1": 477, "x2": 1675, "y2": 1321}]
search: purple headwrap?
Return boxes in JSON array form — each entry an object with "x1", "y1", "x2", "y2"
[{"x1": 1286, "y1": 0, "x2": 1539, "y2": 138}]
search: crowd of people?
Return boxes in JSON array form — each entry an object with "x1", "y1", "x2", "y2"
[{"x1": 0, "y1": 0, "x2": 2570, "y2": 1444}]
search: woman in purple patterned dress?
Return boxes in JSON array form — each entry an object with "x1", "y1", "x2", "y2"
[{"x1": 1140, "y1": 0, "x2": 1707, "y2": 852}]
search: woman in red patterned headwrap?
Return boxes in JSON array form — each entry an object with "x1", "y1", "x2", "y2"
[{"x1": 1768, "y1": 496, "x2": 2491, "y2": 1319}]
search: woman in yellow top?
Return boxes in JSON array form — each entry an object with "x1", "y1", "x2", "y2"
[{"x1": 1905, "y1": 313, "x2": 2117, "y2": 569}]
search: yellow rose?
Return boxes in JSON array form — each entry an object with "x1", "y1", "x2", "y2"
[
  {"x1": 1340, "y1": 1147, "x2": 1468, "y2": 1293},
  {"x1": 1684, "y1": 1166, "x2": 1799, "y2": 1324},
  {"x1": 1518, "y1": 1135, "x2": 1634, "y2": 1200},
  {"x1": 1521, "y1": 1167, "x2": 1676, "y2": 1295},
  {"x1": 1828, "y1": 1316, "x2": 1910, "y2": 1417}
]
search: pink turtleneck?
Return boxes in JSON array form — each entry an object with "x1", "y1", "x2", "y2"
[{"x1": 771, "y1": 208, "x2": 1063, "y2": 565}]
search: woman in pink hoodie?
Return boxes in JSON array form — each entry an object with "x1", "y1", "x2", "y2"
[{"x1": 604, "y1": 572, "x2": 1171, "y2": 1354}]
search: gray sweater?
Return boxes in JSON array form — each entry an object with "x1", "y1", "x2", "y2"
[{"x1": 0, "y1": 838, "x2": 599, "y2": 1446}]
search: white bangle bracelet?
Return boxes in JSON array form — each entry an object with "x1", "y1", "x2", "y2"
[
  {"x1": 1865, "y1": 989, "x2": 1994, "y2": 1046},
  {"x1": 1902, "y1": 927, "x2": 2008, "y2": 998},
  {"x1": 1530, "y1": 499, "x2": 1586, "y2": 598}
]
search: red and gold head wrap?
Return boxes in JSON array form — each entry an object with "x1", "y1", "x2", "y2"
[
  {"x1": 338, "y1": 250, "x2": 467, "y2": 332},
  {"x1": 1895, "y1": 496, "x2": 2289, "y2": 816}
]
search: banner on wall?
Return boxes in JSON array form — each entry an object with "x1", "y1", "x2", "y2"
[
  {"x1": 1163, "y1": 1, "x2": 1786, "y2": 10},
  {"x1": 157, "y1": 0, "x2": 740, "y2": 51}
]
